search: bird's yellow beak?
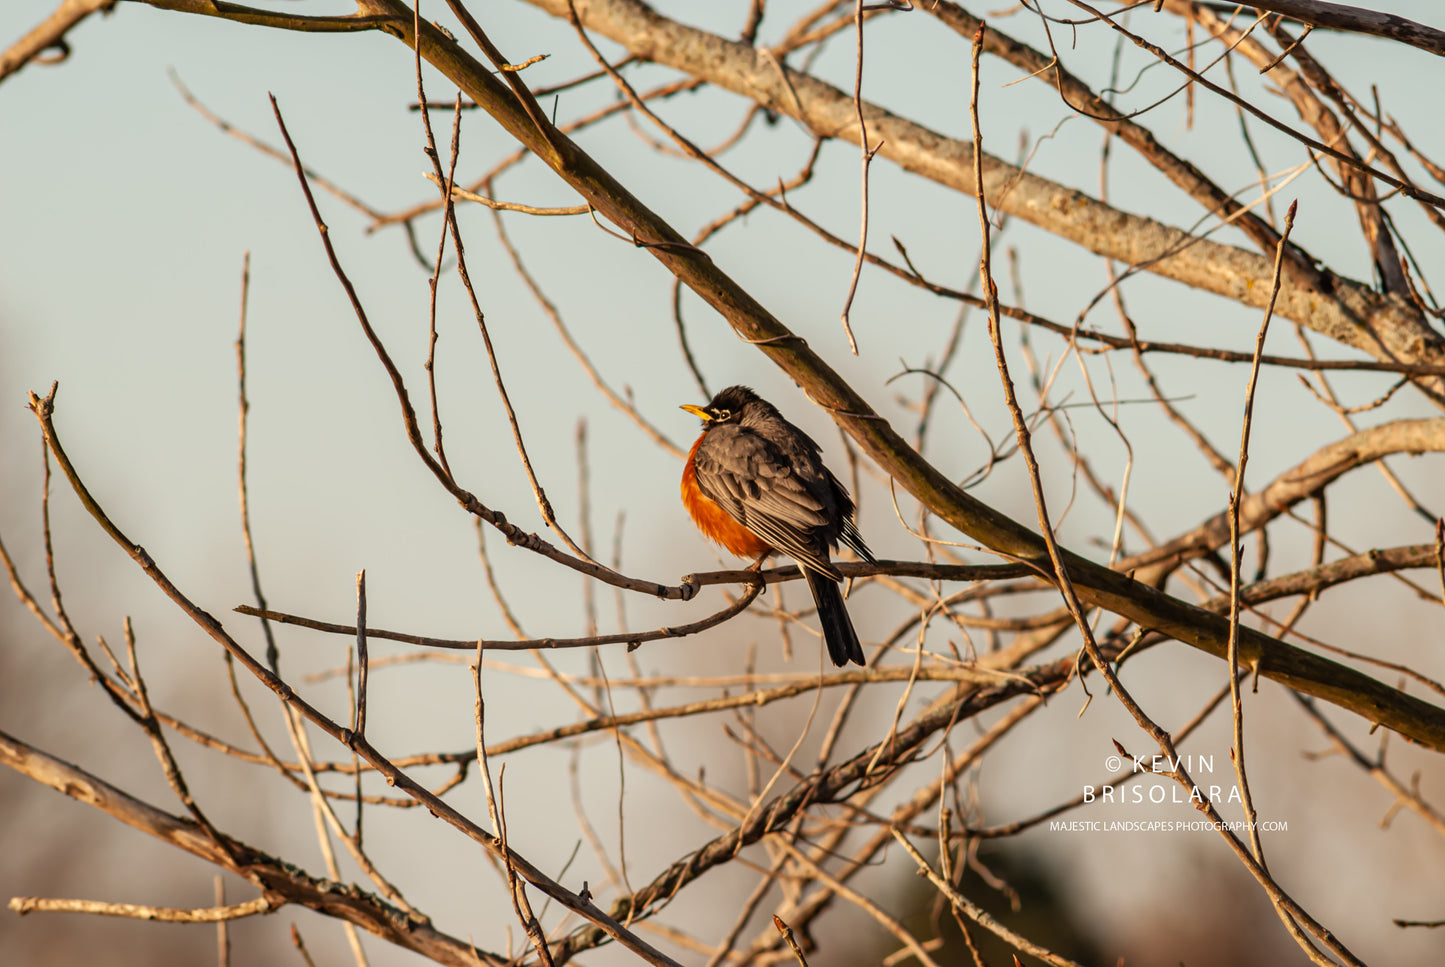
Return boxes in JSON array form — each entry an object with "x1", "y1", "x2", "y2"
[{"x1": 680, "y1": 404, "x2": 712, "y2": 421}]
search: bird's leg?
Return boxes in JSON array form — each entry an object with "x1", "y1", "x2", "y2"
[{"x1": 743, "y1": 551, "x2": 773, "y2": 594}]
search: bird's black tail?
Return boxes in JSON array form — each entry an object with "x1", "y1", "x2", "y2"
[{"x1": 805, "y1": 569, "x2": 865, "y2": 667}]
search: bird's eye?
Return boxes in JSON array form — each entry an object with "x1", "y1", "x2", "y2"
[{"x1": 715, "y1": 408, "x2": 732, "y2": 421}]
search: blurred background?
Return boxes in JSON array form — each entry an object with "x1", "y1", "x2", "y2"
[{"x1": 2, "y1": 1, "x2": 1444, "y2": 964}]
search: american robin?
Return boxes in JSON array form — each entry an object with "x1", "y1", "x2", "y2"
[{"x1": 680, "y1": 385, "x2": 874, "y2": 666}]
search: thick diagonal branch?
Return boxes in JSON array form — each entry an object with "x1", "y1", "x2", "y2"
[{"x1": 123, "y1": 0, "x2": 1445, "y2": 748}]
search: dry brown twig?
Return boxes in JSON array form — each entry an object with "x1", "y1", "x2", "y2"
[{"x1": 5, "y1": 1, "x2": 1445, "y2": 965}]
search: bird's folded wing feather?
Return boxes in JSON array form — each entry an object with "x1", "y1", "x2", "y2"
[{"x1": 694, "y1": 431, "x2": 839, "y2": 578}]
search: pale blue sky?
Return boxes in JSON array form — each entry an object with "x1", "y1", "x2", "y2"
[{"x1": 3, "y1": 2, "x2": 1444, "y2": 963}]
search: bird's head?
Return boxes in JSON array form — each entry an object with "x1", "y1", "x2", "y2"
[{"x1": 680, "y1": 385, "x2": 764, "y2": 427}]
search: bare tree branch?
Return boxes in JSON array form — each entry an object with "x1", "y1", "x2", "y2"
[{"x1": 0, "y1": 727, "x2": 505, "y2": 967}]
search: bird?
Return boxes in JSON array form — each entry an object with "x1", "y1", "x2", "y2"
[{"x1": 679, "y1": 385, "x2": 874, "y2": 666}]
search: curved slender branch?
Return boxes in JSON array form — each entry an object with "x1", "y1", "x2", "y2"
[
  {"x1": 133, "y1": 0, "x2": 390, "y2": 33},
  {"x1": 10, "y1": 894, "x2": 277, "y2": 923},
  {"x1": 0, "y1": 728, "x2": 502, "y2": 966},
  {"x1": 1, "y1": 0, "x2": 113, "y2": 83},
  {"x1": 1202, "y1": 542, "x2": 1443, "y2": 608},
  {"x1": 1126, "y1": 418, "x2": 1445, "y2": 577},
  {"x1": 1237, "y1": 0, "x2": 1445, "y2": 57},
  {"x1": 232, "y1": 561, "x2": 1030, "y2": 650},
  {"x1": 236, "y1": 577, "x2": 765, "y2": 653}
]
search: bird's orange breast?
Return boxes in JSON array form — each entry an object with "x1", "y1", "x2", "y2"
[{"x1": 681, "y1": 435, "x2": 772, "y2": 558}]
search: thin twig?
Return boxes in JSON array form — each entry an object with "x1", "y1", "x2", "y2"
[
  {"x1": 9, "y1": 895, "x2": 277, "y2": 922},
  {"x1": 1227, "y1": 199, "x2": 1297, "y2": 874}
]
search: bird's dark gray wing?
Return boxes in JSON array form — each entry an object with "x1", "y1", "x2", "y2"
[{"x1": 692, "y1": 427, "x2": 840, "y2": 578}]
